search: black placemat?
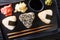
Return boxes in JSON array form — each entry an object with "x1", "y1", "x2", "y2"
[{"x1": 0, "y1": 0, "x2": 59, "y2": 40}]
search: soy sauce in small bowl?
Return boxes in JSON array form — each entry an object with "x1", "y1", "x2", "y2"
[{"x1": 28, "y1": 0, "x2": 44, "y2": 12}]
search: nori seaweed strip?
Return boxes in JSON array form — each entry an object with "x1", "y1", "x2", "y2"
[{"x1": 8, "y1": 21, "x2": 15, "y2": 26}]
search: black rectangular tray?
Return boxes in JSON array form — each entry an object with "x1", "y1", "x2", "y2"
[{"x1": 0, "y1": 0, "x2": 59, "y2": 40}]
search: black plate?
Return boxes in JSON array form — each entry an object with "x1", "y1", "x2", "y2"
[{"x1": 0, "y1": 0, "x2": 59, "y2": 40}]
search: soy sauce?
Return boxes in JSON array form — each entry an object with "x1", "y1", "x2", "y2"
[{"x1": 29, "y1": 0, "x2": 42, "y2": 11}]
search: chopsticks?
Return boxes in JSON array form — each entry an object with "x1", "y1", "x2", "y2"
[
  {"x1": 7, "y1": 24, "x2": 52, "y2": 39},
  {"x1": 7, "y1": 25, "x2": 51, "y2": 36}
]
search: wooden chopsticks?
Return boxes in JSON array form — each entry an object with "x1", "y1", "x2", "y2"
[
  {"x1": 7, "y1": 25, "x2": 51, "y2": 36},
  {"x1": 7, "y1": 25, "x2": 52, "y2": 39}
]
